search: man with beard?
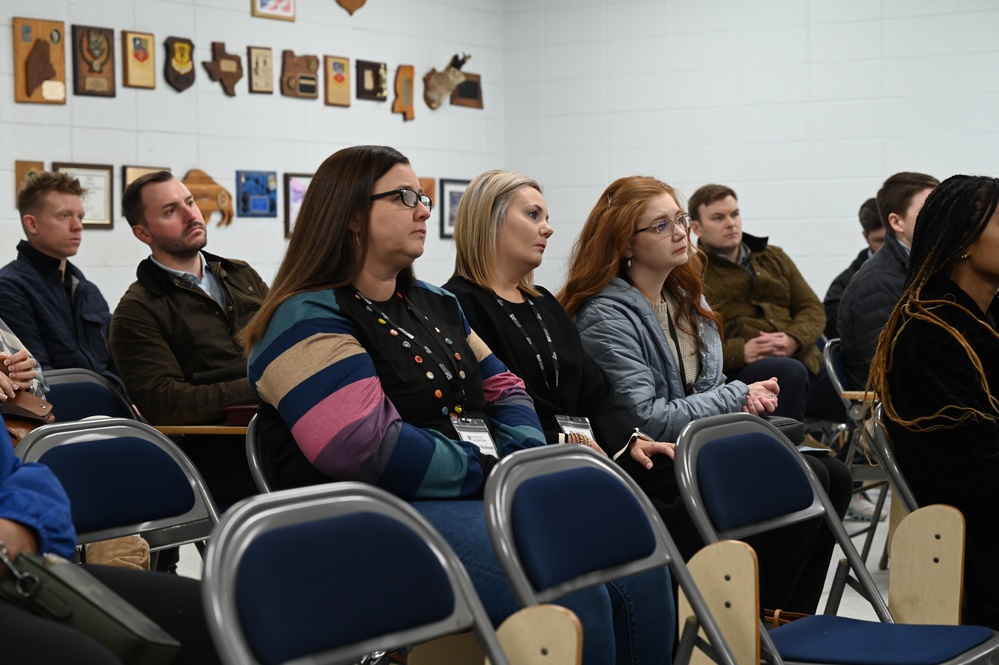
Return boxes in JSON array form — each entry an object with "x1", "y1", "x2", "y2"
[{"x1": 113, "y1": 171, "x2": 267, "y2": 512}]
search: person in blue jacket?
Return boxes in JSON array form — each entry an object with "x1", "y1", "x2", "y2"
[{"x1": 0, "y1": 414, "x2": 221, "y2": 664}]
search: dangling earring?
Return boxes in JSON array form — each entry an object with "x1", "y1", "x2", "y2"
[
  {"x1": 354, "y1": 233, "x2": 361, "y2": 248},
  {"x1": 626, "y1": 258, "x2": 632, "y2": 269}
]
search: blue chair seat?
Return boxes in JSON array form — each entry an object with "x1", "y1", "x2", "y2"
[{"x1": 771, "y1": 616, "x2": 995, "y2": 665}]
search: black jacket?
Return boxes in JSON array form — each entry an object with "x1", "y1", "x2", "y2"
[
  {"x1": 837, "y1": 235, "x2": 908, "y2": 388},
  {"x1": 823, "y1": 248, "x2": 869, "y2": 340},
  {"x1": 0, "y1": 241, "x2": 119, "y2": 387}
]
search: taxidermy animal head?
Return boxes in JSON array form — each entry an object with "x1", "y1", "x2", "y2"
[{"x1": 423, "y1": 53, "x2": 471, "y2": 110}]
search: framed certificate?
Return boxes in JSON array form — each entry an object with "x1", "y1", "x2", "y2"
[{"x1": 52, "y1": 162, "x2": 114, "y2": 229}]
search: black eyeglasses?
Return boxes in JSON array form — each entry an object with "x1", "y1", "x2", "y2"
[
  {"x1": 370, "y1": 188, "x2": 433, "y2": 212},
  {"x1": 635, "y1": 213, "x2": 691, "y2": 236}
]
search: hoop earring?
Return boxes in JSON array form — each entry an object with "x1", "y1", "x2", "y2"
[{"x1": 355, "y1": 233, "x2": 361, "y2": 248}]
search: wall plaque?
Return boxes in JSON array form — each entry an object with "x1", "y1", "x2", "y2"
[
  {"x1": 203, "y1": 42, "x2": 243, "y2": 96},
  {"x1": 236, "y1": 171, "x2": 278, "y2": 218},
  {"x1": 13, "y1": 17, "x2": 66, "y2": 104},
  {"x1": 164, "y1": 37, "x2": 195, "y2": 92},
  {"x1": 356, "y1": 60, "x2": 387, "y2": 101},
  {"x1": 72, "y1": 25, "x2": 114, "y2": 97},
  {"x1": 15, "y1": 160, "x2": 45, "y2": 198},
  {"x1": 280, "y1": 50, "x2": 319, "y2": 99},
  {"x1": 324, "y1": 55, "x2": 350, "y2": 107},
  {"x1": 248, "y1": 46, "x2": 273, "y2": 94},
  {"x1": 122, "y1": 30, "x2": 155, "y2": 88},
  {"x1": 393, "y1": 65, "x2": 415, "y2": 121},
  {"x1": 336, "y1": 0, "x2": 366, "y2": 15},
  {"x1": 182, "y1": 170, "x2": 233, "y2": 226},
  {"x1": 451, "y1": 72, "x2": 483, "y2": 109}
]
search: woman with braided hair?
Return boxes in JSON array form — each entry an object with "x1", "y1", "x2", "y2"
[{"x1": 869, "y1": 174, "x2": 999, "y2": 628}]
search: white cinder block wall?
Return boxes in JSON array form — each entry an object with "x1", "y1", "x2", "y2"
[{"x1": 2, "y1": 0, "x2": 999, "y2": 310}]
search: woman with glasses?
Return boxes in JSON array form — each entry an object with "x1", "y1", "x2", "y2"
[
  {"x1": 869, "y1": 175, "x2": 999, "y2": 628},
  {"x1": 241, "y1": 148, "x2": 672, "y2": 665},
  {"x1": 559, "y1": 175, "x2": 851, "y2": 615}
]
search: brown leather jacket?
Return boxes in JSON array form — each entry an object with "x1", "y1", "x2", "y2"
[
  {"x1": 110, "y1": 252, "x2": 267, "y2": 425},
  {"x1": 699, "y1": 233, "x2": 825, "y2": 374}
]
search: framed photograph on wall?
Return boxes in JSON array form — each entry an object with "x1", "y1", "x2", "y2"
[
  {"x1": 439, "y1": 179, "x2": 469, "y2": 239},
  {"x1": 251, "y1": 0, "x2": 296, "y2": 21},
  {"x1": 236, "y1": 170, "x2": 278, "y2": 217},
  {"x1": 52, "y1": 162, "x2": 113, "y2": 229},
  {"x1": 284, "y1": 172, "x2": 312, "y2": 238}
]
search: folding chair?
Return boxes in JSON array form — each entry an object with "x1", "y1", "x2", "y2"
[
  {"x1": 202, "y1": 482, "x2": 514, "y2": 665},
  {"x1": 244, "y1": 414, "x2": 277, "y2": 493},
  {"x1": 870, "y1": 404, "x2": 919, "y2": 513},
  {"x1": 675, "y1": 412, "x2": 999, "y2": 665},
  {"x1": 484, "y1": 444, "x2": 739, "y2": 665},
  {"x1": 16, "y1": 417, "x2": 220, "y2": 551},
  {"x1": 43, "y1": 367, "x2": 141, "y2": 421},
  {"x1": 823, "y1": 338, "x2": 890, "y2": 566}
]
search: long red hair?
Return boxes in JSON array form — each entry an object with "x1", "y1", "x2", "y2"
[{"x1": 558, "y1": 176, "x2": 722, "y2": 344}]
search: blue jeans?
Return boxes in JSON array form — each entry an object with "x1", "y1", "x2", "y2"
[{"x1": 413, "y1": 500, "x2": 674, "y2": 665}]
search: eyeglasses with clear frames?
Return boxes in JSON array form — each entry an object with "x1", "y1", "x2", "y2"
[
  {"x1": 635, "y1": 213, "x2": 691, "y2": 236},
  {"x1": 370, "y1": 188, "x2": 433, "y2": 212}
]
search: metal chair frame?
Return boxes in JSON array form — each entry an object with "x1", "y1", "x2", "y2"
[
  {"x1": 485, "y1": 444, "x2": 739, "y2": 665},
  {"x1": 17, "y1": 417, "x2": 220, "y2": 550},
  {"x1": 202, "y1": 482, "x2": 511, "y2": 665}
]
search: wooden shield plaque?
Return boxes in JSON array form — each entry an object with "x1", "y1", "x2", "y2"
[
  {"x1": 203, "y1": 42, "x2": 243, "y2": 96},
  {"x1": 72, "y1": 25, "x2": 114, "y2": 97},
  {"x1": 280, "y1": 50, "x2": 319, "y2": 99},
  {"x1": 13, "y1": 17, "x2": 66, "y2": 104},
  {"x1": 324, "y1": 55, "x2": 350, "y2": 107},
  {"x1": 393, "y1": 65, "x2": 415, "y2": 121},
  {"x1": 15, "y1": 160, "x2": 45, "y2": 198},
  {"x1": 164, "y1": 37, "x2": 195, "y2": 92},
  {"x1": 122, "y1": 31, "x2": 155, "y2": 88}
]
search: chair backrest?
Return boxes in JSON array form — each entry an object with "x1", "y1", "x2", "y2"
[
  {"x1": 484, "y1": 444, "x2": 739, "y2": 665},
  {"x1": 244, "y1": 415, "x2": 276, "y2": 493},
  {"x1": 202, "y1": 482, "x2": 510, "y2": 665},
  {"x1": 888, "y1": 504, "x2": 965, "y2": 625},
  {"x1": 871, "y1": 404, "x2": 920, "y2": 513},
  {"x1": 675, "y1": 412, "x2": 891, "y2": 622},
  {"x1": 44, "y1": 368, "x2": 140, "y2": 421},
  {"x1": 822, "y1": 338, "x2": 854, "y2": 395},
  {"x1": 16, "y1": 418, "x2": 220, "y2": 549}
]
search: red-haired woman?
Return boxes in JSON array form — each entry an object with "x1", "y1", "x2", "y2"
[{"x1": 561, "y1": 176, "x2": 851, "y2": 614}]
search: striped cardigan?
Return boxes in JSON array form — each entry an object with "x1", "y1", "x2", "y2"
[{"x1": 248, "y1": 282, "x2": 545, "y2": 499}]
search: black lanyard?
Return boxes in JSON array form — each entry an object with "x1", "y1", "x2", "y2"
[
  {"x1": 350, "y1": 287, "x2": 468, "y2": 416},
  {"x1": 493, "y1": 293, "x2": 561, "y2": 406}
]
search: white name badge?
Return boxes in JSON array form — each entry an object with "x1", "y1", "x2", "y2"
[
  {"x1": 555, "y1": 414, "x2": 596, "y2": 442},
  {"x1": 451, "y1": 416, "x2": 498, "y2": 458}
]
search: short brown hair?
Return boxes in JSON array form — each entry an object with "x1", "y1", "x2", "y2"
[
  {"x1": 687, "y1": 183, "x2": 737, "y2": 221},
  {"x1": 121, "y1": 170, "x2": 175, "y2": 227},
  {"x1": 876, "y1": 172, "x2": 939, "y2": 238},
  {"x1": 17, "y1": 171, "x2": 85, "y2": 218}
]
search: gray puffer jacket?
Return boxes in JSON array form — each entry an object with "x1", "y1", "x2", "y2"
[{"x1": 575, "y1": 277, "x2": 749, "y2": 442}]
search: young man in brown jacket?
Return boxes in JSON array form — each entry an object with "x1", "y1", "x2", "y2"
[
  {"x1": 112, "y1": 171, "x2": 267, "y2": 511},
  {"x1": 688, "y1": 183, "x2": 844, "y2": 426}
]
